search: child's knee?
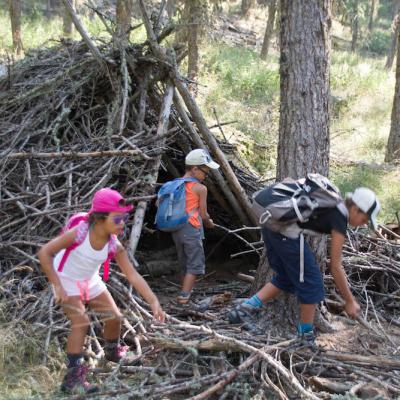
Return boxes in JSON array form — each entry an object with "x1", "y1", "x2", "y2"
[
  {"x1": 104, "y1": 310, "x2": 124, "y2": 325},
  {"x1": 71, "y1": 313, "x2": 90, "y2": 331}
]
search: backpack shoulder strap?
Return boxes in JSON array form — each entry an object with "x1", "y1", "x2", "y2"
[
  {"x1": 336, "y1": 201, "x2": 349, "y2": 219},
  {"x1": 102, "y1": 235, "x2": 118, "y2": 281},
  {"x1": 57, "y1": 221, "x2": 89, "y2": 273}
]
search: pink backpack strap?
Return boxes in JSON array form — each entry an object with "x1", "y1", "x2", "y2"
[
  {"x1": 102, "y1": 235, "x2": 118, "y2": 281},
  {"x1": 57, "y1": 222, "x2": 89, "y2": 273}
]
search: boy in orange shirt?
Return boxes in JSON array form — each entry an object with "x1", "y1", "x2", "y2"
[{"x1": 172, "y1": 149, "x2": 220, "y2": 304}]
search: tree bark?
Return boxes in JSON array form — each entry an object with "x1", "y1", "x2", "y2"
[
  {"x1": 351, "y1": 0, "x2": 359, "y2": 52},
  {"x1": 276, "y1": 0, "x2": 331, "y2": 180},
  {"x1": 260, "y1": 0, "x2": 277, "y2": 60},
  {"x1": 368, "y1": 0, "x2": 377, "y2": 31},
  {"x1": 116, "y1": 0, "x2": 133, "y2": 43},
  {"x1": 8, "y1": 0, "x2": 23, "y2": 55},
  {"x1": 253, "y1": 0, "x2": 332, "y2": 326},
  {"x1": 385, "y1": 26, "x2": 400, "y2": 162},
  {"x1": 241, "y1": 0, "x2": 255, "y2": 16},
  {"x1": 187, "y1": 0, "x2": 201, "y2": 95},
  {"x1": 63, "y1": 0, "x2": 76, "y2": 36},
  {"x1": 385, "y1": 1, "x2": 400, "y2": 70}
]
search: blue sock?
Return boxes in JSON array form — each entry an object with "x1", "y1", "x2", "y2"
[
  {"x1": 244, "y1": 294, "x2": 263, "y2": 309},
  {"x1": 297, "y1": 322, "x2": 313, "y2": 334}
]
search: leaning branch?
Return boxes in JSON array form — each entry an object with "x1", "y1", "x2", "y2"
[{"x1": 6, "y1": 150, "x2": 150, "y2": 160}]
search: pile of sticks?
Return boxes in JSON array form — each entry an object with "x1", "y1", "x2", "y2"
[
  {"x1": 1, "y1": 1, "x2": 400, "y2": 398},
  {"x1": 0, "y1": 0, "x2": 261, "y2": 282}
]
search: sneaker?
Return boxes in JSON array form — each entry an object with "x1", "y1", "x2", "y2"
[
  {"x1": 227, "y1": 303, "x2": 262, "y2": 334},
  {"x1": 61, "y1": 365, "x2": 99, "y2": 394},
  {"x1": 177, "y1": 291, "x2": 191, "y2": 305},
  {"x1": 296, "y1": 330, "x2": 317, "y2": 348},
  {"x1": 104, "y1": 344, "x2": 129, "y2": 363}
]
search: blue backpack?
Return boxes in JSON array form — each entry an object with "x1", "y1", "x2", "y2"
[{"x1": 155, "y1": 177, "x2": 199, "y2": 232}]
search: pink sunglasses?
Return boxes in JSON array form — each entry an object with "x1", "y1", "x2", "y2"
[{"x1": 111, "y1": 214, "x2": 129, "y2": 225}]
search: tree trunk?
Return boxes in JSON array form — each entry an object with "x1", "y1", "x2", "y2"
[
  {"x1": 116, "y1": 0, "x2": 133, "y2": 43},
  {"x1": 260, "y1": 0, "x2": 277, "y2": 60},
  {"x1": 63, "y1": 0, "x2": 76, "y2": 37},
  {"x1": 368, "y1": 0, "x2": 377, "y2": 31},
  {"x1": 252, "y1": 0, "x2": 332, "y2": 329},
  {"x1": 276, "y1": 0, "x2": 331, "y2": 180},
  {"x1": 8, "y1": 0, "x2": 23, "y2": 55},
  {"x1": 385, "y1": 26, "x2": 400, "y2": 162},
  {"x1": 385, "y1": 1, "x2": 400, "y2": 70},
  {"x1": 351, "y1": 0, "x2": 359, "y2": 52},
  {"x1": 166, "y1": 0, "x2": 177, "y2": 18},
  {"x1": 186, "y1": 0, "x2": 206, "y2": 96},
  {"x1": 241, "y1": 0, "x2": 255, "y2": 16}
]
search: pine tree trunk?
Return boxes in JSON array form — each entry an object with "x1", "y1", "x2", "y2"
[
  {"x1": 260, "y1": 0, "x2": 277, "y2": 60},
  {"x1": 385, "y1": 26, "x2": 400, "y2": 162},
  {"x1": 252, "y1": 0, "x2": 332, "y2": 330},
  {"x1": 386, "y1": 1, "x2": 400, "y2": 70},
  {"x1": 351, "y1": 0, "x2": 359, "y2": 52},
  {"x1": 277, "y1": 0, "x2": 331, "y2": 180},
  {"x1": 187, "y1": 0, "x2": 199, "y2": 82},
  {"x1": 368, "y1": 0, "x2": 376, "y2": 31},
  {"x1": 116, "y1": 0, "x2": 133, "y2": 43},
  {"x1": 8, "y1": 0, "x2": 23, "y2": 55},
  {"x1": 186, "y1": 0, "x2": 206, "y2": 96},
  {"x1": 166, "y1": 0, "x2": 176, "y2": 18},
  {"x1": 63, "y1": 0, "x2": 76, "y2": 37},
  {"x1": 241, "y1": 0, "x2": 255, "y2": 16}
]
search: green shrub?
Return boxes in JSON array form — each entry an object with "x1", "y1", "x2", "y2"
[
  {"x1": 204, "y1": 44, "x2": 279, "y2": 105},
  {"x1": 361, "y1": 30, "x2": 391, "y2": 56}
]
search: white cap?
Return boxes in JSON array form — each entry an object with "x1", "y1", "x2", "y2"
[
  {"x1": 348, "y1": 187, "x2": 380, "y2": 230},
  {"x1": 185, "y1": 149, "x2": 220, "y2": 169}
]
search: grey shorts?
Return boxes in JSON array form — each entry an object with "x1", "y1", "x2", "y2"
[{"x1": 172, "y1": 223, "x2": 205, "y2": 275}]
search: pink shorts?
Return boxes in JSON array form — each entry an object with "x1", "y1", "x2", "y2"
[{"x1": 54, "y1": 273, "x2": 107, "y2": 301}]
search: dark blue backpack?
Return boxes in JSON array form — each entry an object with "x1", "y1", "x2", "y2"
[{"x1": 155, "y1": 177, "x2": 199, "y2": 232}]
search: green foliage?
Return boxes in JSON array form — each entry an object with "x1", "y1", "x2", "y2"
[
  {"x1": 361, "y1": 30, "x2": 391, "y2": 56},
  {"x1": 331, "y1": 164, "x2": 400, "y2": 223},
  {"x1": 204, "y1": 44, "x2": 279, "y2": 105}
]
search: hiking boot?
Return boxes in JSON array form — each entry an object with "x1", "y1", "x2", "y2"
[
  {"x1": 177, "y1": 291, "x2": 191, "y2": 305},
  {"x1": 227, "y1": 303, "x2": 262, "y2": 334},
  {"x1": 105, "y1": 344, "x2": 130, "y2": 363},
  {"x1": 104, "y1": 343, "x2": 142, "y2": 365},
  {"x1": 296, "y1": 330, "x2": 317, "y2": 348},
  {"x1": 60, "y1": 365, "x2": 99, "y2": 394}
]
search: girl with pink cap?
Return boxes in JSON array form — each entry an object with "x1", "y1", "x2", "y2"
[{"x1": 38, "y1": 188, "x2": 165, "y2": 394}]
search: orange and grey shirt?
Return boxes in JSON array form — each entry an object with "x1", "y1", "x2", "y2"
[{"x1": 185, "y1": 182, "x2": 201, "y2": 229}]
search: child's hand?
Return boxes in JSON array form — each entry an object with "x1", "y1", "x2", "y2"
[
  {"x1": 206, "y1": 219, "x2": 215, "y2": 229},
  {"x1": 53, "y1": 284, "x2": 68, "y2": 304},
  {"x1": 344, "y1": 299, "x2": 361, "y2": 318},
  {"x1": 150, "y1": 300, "x2": 165, "y2": 322}
]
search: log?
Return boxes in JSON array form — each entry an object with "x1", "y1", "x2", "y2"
[
  {"x1": 323, "y1": 351, "x2": 400, "y2": 370},
  {"x1": 237, "y1": 273, "x2": 255, "y2": 283},
  {"x1": 309, "y1": 376, "x2": 351, "y2": 394}
]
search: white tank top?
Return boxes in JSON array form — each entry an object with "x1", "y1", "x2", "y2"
[{"x1": 54, "y1": 232, "x2": 109, "y2": 280}]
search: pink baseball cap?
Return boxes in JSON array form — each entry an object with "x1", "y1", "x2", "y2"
[{"x1": 89, "y1": 188, "x2": 134, "y2": 214}]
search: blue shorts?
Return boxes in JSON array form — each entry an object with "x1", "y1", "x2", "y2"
[{"x1": 262, "y1": 228, "x2": 325, "y2": 304}]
